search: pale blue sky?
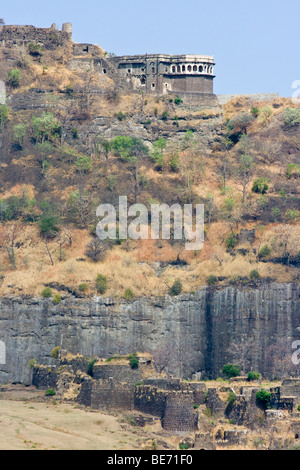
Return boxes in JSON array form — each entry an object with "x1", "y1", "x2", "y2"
[{"x1": 1, "y1": 0, "x2": 299, "y2": 96}]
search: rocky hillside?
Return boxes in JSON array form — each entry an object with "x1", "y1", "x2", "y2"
[{"x1": 0, "y1": 38, "x2": 299, "y2": 300}]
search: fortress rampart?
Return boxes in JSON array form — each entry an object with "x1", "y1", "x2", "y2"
[
  {"x1": 0, "y1": 23, "x2": 72, "y2": 49},
  {"x1": 0, "y1": 22, "x2": 218, "y2": 105}
]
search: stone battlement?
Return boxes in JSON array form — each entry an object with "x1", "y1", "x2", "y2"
[{"x1": 0, "y1": 23, "x2": 72, "y2": 49}]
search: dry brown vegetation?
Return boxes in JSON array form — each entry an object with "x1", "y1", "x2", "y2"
[{"x1": 0, "y1": 43, "x2": 299, "y2": 299}]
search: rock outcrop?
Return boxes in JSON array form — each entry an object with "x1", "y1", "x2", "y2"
[{"x1": 0, "y1": 282, "x2": 299, "y2": 384}]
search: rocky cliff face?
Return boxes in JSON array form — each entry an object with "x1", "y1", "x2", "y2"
[{"x1": 0, "y1": 282, "x2": 299, "y2": 385}]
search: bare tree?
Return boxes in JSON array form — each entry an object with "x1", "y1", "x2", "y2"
[
  {"x1": 85, "y1": 237, "x2": 108, "y2": 262},
  {"x1": 227, "y1": 337, "x2": 258, "y2": 374},
  {"x1": 0, "y1": 19, "x2": 5, "y2": 25},
  {"x1": 55, "y1": 230, "x2": 72, "y2": 262},
  {"x1": 1, "y1": 224, "x2": 20, "y2": 269},
  {"x1": 235, "y1": 154, "x2": 255, "y2": 203},
  {"x1": 42, "y1": 237, "x2": 54, "y2": 266},
  {"x1": 265, "y1": 337, "x2": 300, "y2": 380}
]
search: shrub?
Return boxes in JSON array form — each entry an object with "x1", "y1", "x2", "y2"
[
  {"x1": 179, "y1": 443, "x2": 189, "y2": 450},
  {"x1": 28, "y1": 42, "x2": 43, "y2": 56},
  {"x1": 42, "y1": 287, "x2": 52, "y2": 298},
  {"x1": 116, "y1": 111, "x2": 126, "y2": 121},
  {"x1": 256, "y1": 389, "x2": 271, "y2": 409},
  {"x1": 45, "y1": 389, "x2": 56, "y2": 397},
  {"x1": 286, "y1": 163, "x2": 300, "y2": 179},
  {"x1": 271, "y1": 206, "x2": 281, "y2": 221},
  {"x1": 50, "y1": 347, "x2": 61, "y2": 359},
  {"x1": 0, "y1": 104, "x2": 9, "y2": 126},
  {"x1": 227, "y1": 391, "x2": 236, "y2": 406},
  {"x1": 248, "y1": 371, "x2": 260, "y2": 381},
  {"x1": 286, "y1": 209, "x2": 299, "y2": 222},
  {"x1": 79, "y1": 283, "x2": 88, "y2": 292},
  {"x1": 7, "y1": 69, "x2": 21, "y2": 87},
  {"x1": 229, "y1": 276, "x2": 240, "y2": 285},
  {"x1": 174, "y1": 96, "x2": 183, "y2": 105},
  {"x1": 87, "y1": 358, "x2": 96, "y2": 377},
  {"x1": 207, "y1": 275, "x2": 218, "y2": 286},
  {"x1": 53, "y1": 294, "x2": 61, "y2": 305},
  {"x1": 129, "y1": 356, "x2": 139, "y2": 369},
  {"x1": 252, "y1": 178, "x2": 269, "y2": 194},
  {"x1": 124, "y1": 288, "x2": 134, "y2": 301},
  {"x1": 250, "y1": 270, "x2": 260, "y2": 280},
  {"x1": 96, "y1": 274, "x2": 107, "y2": 295},
  {"x1": 284, "y1": 108, "x2": 300, "y2": 127},
  {"x1": 161, "y1": 111, "x2": 168, "y2": 121},
  {"x1": 225, "y1": 232, "x2": 238, "y2": 250},
  {"x1": 258, "y1": 245, "x2": 271, "y2": 259},
  {"x1": 222, "y1": 364, "x2": 241, "y2": 379},
  {"x1": 251, "y1": 107, "x2": 259, "y2": 118},
  {"x1": 170, "y1": 155, "x2": 180, "y2": 172},
  {"x1": 28, "y1": 359, "x2": 37, "y2": 370},
  {"x1": 169, "y1": 279, "x2": 183, "y2": 296}
]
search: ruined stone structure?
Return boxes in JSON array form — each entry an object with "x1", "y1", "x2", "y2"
[
  {"x1": 0, "y1": 23, "x2": 72, "y2": 49},
  {"x1": 0, "y1": 22, "x2": 218, "y2": 105}
]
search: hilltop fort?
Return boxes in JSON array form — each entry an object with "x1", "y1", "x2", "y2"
[{"x1": 0, "y1": 21, "x2": 218, "y2": 106}]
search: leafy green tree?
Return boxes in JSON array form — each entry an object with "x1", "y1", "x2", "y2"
[
  {"x1": 32, "y1": 112, "x2": 61, "y2": 143},
  {"x1": 151, "y1": 138, "x2": 167, "y2": 169},
  {"x1": 38, "y1": 214, "x2": 60, "y2": 237},
  {"x1": 13, "y1": 123, "x2": 27, "y2": 149},
  {"x1": 75, "y1": 155, "x2": 92, "y2": 173},
  {"x1": 222, "y1": 364, "x2": 241, "y2": 379},
  {"x1": 236, "y1": 154, "x2": 255, "y2": 203}
]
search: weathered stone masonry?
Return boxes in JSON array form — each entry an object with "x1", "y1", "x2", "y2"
[{"x1": 0, "y1": 22, "x2": 218, "y2": 106}]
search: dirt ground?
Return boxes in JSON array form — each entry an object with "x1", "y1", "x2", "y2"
[{"x1": 0, "y1": 385, "x2": 175, "y2": 451}]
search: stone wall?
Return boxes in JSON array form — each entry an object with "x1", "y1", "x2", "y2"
[
  {"x1": 217, "y1": 93, "x2": 280, "y2": 106},
  {"x1": 92, "y1": 363, "x2": 142, "y2": 384},
  {"x1": 0, "y1": 24, "x2": 72, "y2": 49},
  {"x1": 162, "y1": 391, "x2": 196, "y2": 433},
  {"x1": 134, "y1": 385, "x2": 167, "y2": 417}
]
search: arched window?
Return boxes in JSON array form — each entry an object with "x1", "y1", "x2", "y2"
[
  {"x1": 193, "y1": 65, "x2": 197, "y2": 72},
  {"x1": 182, "y1": 65, "x2": 186, "y2": 72},
  {"x1": 187, "y1": 65, "x2": 192, "y2": 72},
  {"x1": 172, "y1": 66, "x2": 176, "y2": 73},
  {"x1": 199, "y1": 65, "x2": 203, "y2": 73},
  {"x1": 177, "y1": 65, "x2": 181, "y2": 73}
]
